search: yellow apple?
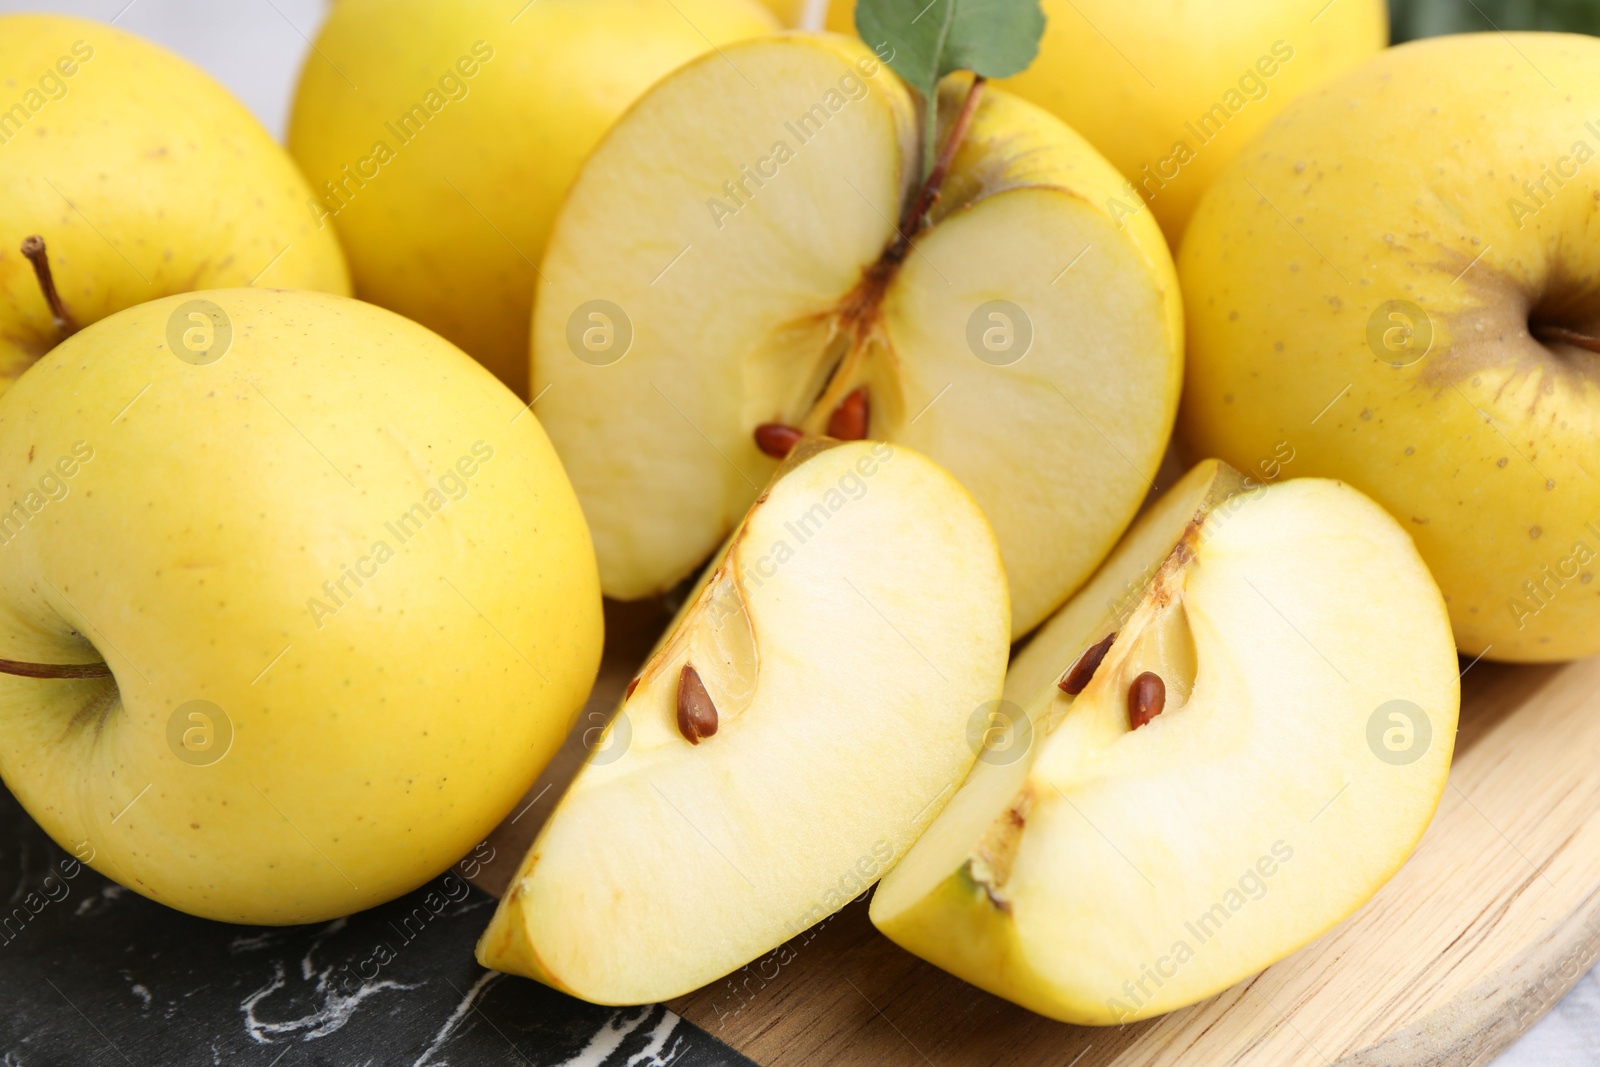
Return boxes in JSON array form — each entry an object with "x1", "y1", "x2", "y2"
[
  {"x1": 1180, "y1": 32, "x2": 1600, "y2": 661},
  {"x1": 761, "y1": 0, "x2": 1387, "y2": 246},
  {"x1": 479, "y1": 438, "x2": 1010, "y2": 1003},
  {"x1": 530, "y1": 34, "x2": 1182, "y2": 638},
  {"x1": 872, "y1": 462, "x2": 1460, "y2": 1023},
  {"x1": 287, "y1": 0, "x2": 779, "y2": 397},
  {"x1": 0, "y1": 14, "x2": 349, "y2": 395},
  {"x1": 0, "y1": 288, "x2": 602, "y2": 924}
]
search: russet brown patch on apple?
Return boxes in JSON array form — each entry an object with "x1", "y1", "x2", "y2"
[
  {"x1": 1419, "y1": 248, "x2": 1600, "y2": 406},
  {"x1": 61, "y1": 682, "x2": 119, "y2": 742}
]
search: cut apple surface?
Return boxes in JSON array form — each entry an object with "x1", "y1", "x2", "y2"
[
  {"x1": 477, "y1": 439, "x2": 1009, "y2": 1003},
  {"x1": 870, "y1": 462, "x2": 1460, "y2": 1023},
  {"x1": 531, "y1": 34, "x2": 1181, "y2": 637}
]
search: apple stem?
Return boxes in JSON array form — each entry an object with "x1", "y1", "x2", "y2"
[
  {"x1": 20, "y1": 236, "x2": 79, "y2": 340},
  {"x1": 888, "y1": 76, "x2": 987, "y2": 268},
  {"x1": 1534, "y1": 323, "x2": 1600, "y2": 354},
  {"x1": 0, "y1": 657, "x2": 112, "y2": 680}
]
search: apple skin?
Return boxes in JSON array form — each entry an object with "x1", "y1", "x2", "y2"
[
  {"x1": 0, "y1": 289, "x2": 602, "y2": 923},
  {"x1": 756, "y1": 0, "x2": 1386, "y2": 246},
  {"x1": 1179, "y1": 32, "x2": 1600, "y2": 662},
  {"x1": 287, "y1": 0, "x2": 779, "y2": 397},
  {"x1": 0, "y1": 14, "x2": 349, "y2": 395}
]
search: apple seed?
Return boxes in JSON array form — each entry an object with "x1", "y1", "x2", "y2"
[
  {"x1": 20, "y1": 236, "x2": 79, "y2": 339},
  {"x1": 1128, "y1": 671, "x2": 1166, "y2": 730},
  {"x1": 827, "y1": 387, "x2": 870, "y2": 440},
  {"x1": 754, "y1": 422, "x2": 804, "y2": 458},
  {"x1": 1057, "y1": 632, "x2": 1116, "y2": 695},
  {"x1": 677, "y1": 663, "x2": 719, "y2": 744}
]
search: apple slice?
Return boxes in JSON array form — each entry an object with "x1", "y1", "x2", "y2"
[
  {"x1": 531, "y1": 33, "x2": 1181, "y2": 638},
  {"x1": 869, "y1": 462, "x2": 1460, "y2": 1023},
  {"x1": 477, "y1": 438, "x2": 1009, "y2": 1003}
]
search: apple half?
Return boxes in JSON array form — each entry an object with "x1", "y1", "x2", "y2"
[
  {"x1": 530, "y1": 33, "x2": 1181, "y2": 638},
  {"x1": 477, "y1": 438, "x2": 1009, "y2": 1003},
  {"x1": 869, "y1": 461, "x2": 1460, "y2": 1023}
]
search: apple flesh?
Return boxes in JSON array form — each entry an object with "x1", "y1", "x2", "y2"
[
  {"x1": 0, "y1": 289, "x2": 602, "y2": 924},
  {"x1": 1179, "y1": 32, "x2": 1600, "y2": 661},
  {"x1": 531, "y1": 34, "x2": 1181, "y2": 638},
  {"x1": 0, "y1": 14, "x2": 349, "y2": 394},
  {"x1": 477, "y1": 438, "x2": 1010, "y2": 1003},
  {"x1": 870, "y1": 462, "x2": 1460, "y2": 1023}
]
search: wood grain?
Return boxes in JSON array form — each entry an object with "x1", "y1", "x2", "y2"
[{"x1": 471, "y1": 613, "x2": 1600, "y2": 1067}]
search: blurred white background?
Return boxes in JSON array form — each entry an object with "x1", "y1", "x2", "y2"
[{"x1": 0, "y1": 1, "x2": 1596, "y2": 1063}]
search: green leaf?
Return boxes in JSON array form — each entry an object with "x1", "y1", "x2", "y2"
[
  {"x1": 855, "y1": 0, "x2": 1045, "y2": 96},
  {"x1": 855, "y1": 0, "x2": 1045, "y2": 177}
]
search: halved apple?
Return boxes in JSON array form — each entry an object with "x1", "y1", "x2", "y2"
[
  {"x1": 531, "y1": 34, "x2": 1181, "y2": 638},
  {"x1": 478, "y1": 438, "x2": 1009, "y2": 1003},
  {"x1": 870, "y1": 461, "x2": 1460, "y2": 1023}
]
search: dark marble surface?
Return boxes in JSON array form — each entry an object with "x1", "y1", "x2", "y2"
[{"x1": 0, "y1": 783, "x2": 752, "y2": 1067}]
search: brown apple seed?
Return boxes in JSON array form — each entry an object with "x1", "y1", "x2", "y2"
[
  {"x1": 1057, "y1": 632, "x2": 1116, "y2": 695},
  {"x1": 1128, "y1": 672, "x2": 1166, "y2": 730},
  {"x1": 754, "y1": 423, "x2": 804, "y2": 458},
  {"x1": 677, "y1": 663, "x2": 719, "y2": 744},
  {"x1": 827, "y1": 387, "x2": 870, "y2": 440}
]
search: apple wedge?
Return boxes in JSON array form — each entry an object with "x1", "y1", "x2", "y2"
[
  {"x1": 477, "y1": 438, "x2": 1009, "y2": 1003},
  {"x1": 870, "y1": 461, "x2": 1460, "y2": 1023},
  {"x1": 531, "y1": 34, "x2": 1181, "y2": 638}
]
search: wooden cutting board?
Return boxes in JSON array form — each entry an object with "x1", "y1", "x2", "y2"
[{"x1": 469, "y1": 599, "x2": 1600, "y2": 1067}]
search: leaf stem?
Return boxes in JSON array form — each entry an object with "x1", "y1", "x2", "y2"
[{"x1": 890, "y1": 75, "x2": 987, "y2": 267}]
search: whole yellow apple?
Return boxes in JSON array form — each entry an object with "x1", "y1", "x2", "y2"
[
  {"x1": 1180, "y1": 32, "x2": 1600, "y2": 661},
  {"x1": 0, "y1": 288, "x2": 602, "y2": 923},
  {"x1": 0, "y1": 14, "x2": 349, "y2": 395},
  {"x1": 287, "y1": 0, "x2": 779, "y2": 397},
  {"x1": 762, "y1": 0, "x2": 1387, "y2": 246}
]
